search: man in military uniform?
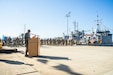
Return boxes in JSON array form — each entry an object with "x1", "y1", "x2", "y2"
[{"x1": 25, "y1": 29, "x2": 31, "y2": 56}]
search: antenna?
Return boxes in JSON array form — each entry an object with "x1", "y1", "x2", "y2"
[
  {"x1": 77, "y1": 22, "x2": 78, "y2": 31},
  {"x1": 73, "y1": 21, "x2": 76, "y2": 31},
  {"x1": 96, "y1": 11, "x2": 99, "y2": 26},
  {"x1": 96, "y1": 11, "x2": 100, "y2": 32}
]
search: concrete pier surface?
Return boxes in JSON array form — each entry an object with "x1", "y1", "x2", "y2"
[{"x1": 0, "y1": 45, "x2": 113, "y2": 75}]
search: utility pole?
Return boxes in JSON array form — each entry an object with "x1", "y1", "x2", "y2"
[{"x1": 66, "y1": 11, "x2": 71, "y2": 35}]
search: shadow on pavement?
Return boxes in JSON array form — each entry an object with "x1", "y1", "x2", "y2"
[
  {"x1": 37, "y1": 55, "x2": 70, "y2": 64},
  {"x1": 0, "y1": 49, "x2": 17, "y2": 54},
  {"x1": 17, "y1": 71, "x2": 38, "y2": 75},
  {"x1": 38, "y1": 59, "x2": 48, "y2": 64},
  {"x1": 53, "y1": 64, "x2": 82, "y2": 75},
  {"x1": 38, "y1": 55, "x2": 70, "y2": 60},
  {"x1": 0, "y1": 49, "x2": 25, "y2": 54},
  {"x1": 24, "y1": 63, "x2": 34, "y2": 66},
  {"x1": 0, "y1": 59, "x2": 24, "y2": 65},
  {"x1": 0, "y1": 59, "x2": 34, "y2": 66},
  {"x1": 37, "y1": 56, "x2": 81, "y2": 75}
]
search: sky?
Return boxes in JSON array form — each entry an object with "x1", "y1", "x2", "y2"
[{"x1": 0, "y1": 0, "x2": 113, "y2": 39}]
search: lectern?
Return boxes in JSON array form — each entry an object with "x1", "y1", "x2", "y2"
[{"x1": 28, "y1": 38, "x2": 40, "y2": 57}]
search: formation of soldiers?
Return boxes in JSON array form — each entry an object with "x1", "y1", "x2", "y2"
[
  {"x1": 2, "y1": 36, "x2": 24, "y2": 47},
  {"x1": 40, "y1": 38, "x2": 75, "y2": 46}
]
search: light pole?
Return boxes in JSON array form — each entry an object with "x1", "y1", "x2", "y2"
[{"x1": 66, "y1": 12, "x2": 71, "y2": 35}]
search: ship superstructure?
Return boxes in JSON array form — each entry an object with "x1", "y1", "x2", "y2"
[{"x1": 63, "y1": 13, "x2": 113, "y2": 46}]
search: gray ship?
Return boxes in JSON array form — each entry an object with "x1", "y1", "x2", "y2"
[{"x1": 64, "y1": 14, "x2": 113, "y2": 46}]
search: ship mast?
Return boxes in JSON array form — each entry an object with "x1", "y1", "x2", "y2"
[
  {"x1": 73, "y1": 21, "x2": 78, "y2": 32},
  {"x1": 96, "y1": 12, "x2": 101, "y2": 32}
]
